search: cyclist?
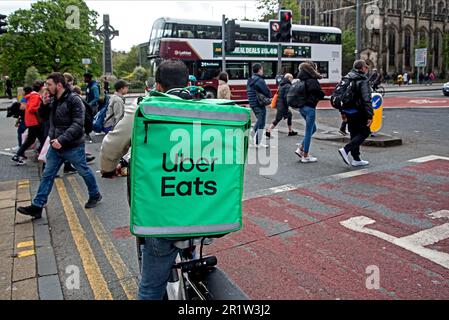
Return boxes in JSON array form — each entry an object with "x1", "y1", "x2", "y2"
[
  {"x1": 100, "y1": 60, "x2": 200, "y2": 300},
  {"x1": 186, "y1": 75, "x2": 206, "y2": 99},
  {"x1": 369, "y1": 68, "x2": 381, "y2": 91}
]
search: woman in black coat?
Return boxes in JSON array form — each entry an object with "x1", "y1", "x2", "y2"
[{"x1": 265, "y1": 73, "x2": 298, "y2": 138}]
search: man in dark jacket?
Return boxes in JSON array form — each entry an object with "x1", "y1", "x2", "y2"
[
  {"x1": 246, "y1": 63, "x2": 271, "y2": 148},
  {"x1": 84, "y1": 72, "x2": 100, "y2": 114},
  {"x1": 265, "y1": 73, "x2": 297, "y2": 138},
  {"x1": 294, "y1": 61, "x2": 325, "y2": 163},
  {"x1": 338, "y1": 60, "x2": 374, "y2": 167},
  {"x1": 5, "y1": 76, "x2": 13, "y2": 99},
  {"x1": 17, "y1": 72, "x2": 102, "y2": 219}
]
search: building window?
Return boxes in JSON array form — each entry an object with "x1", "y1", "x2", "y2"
[
  {"x1": 434, "y1": 32, "x2": 440, "y2": 68},
  {"x1": 388, "y1": 30, "x2": 396, "y2": 66},
  {"x1": 300, "y1": 1, "x2": 316, "y2": 26},
  {"x1": 404, "y1": 31, "x2": 412, "y2": 67}
]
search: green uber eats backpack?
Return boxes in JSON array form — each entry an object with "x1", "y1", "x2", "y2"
[{"x1": 130, "y1": 91, "x2": 251, "y2": 238}]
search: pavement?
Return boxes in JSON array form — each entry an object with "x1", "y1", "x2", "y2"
[{"x1": 0, "y1": 151, "x2": 63, "y2": 300}]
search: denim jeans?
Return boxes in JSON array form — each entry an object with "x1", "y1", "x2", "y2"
[
  {"x1": 33, "y1": 144, "x2": 100, "y2": 208},
  {"x1": 17, "y1": 119, "x2": 27, "y2": 147},
  {"x1": 298, "y1": 106, "x2": 317, "y2": 154},
  {"x1": 251, "y1": 105, "x2": 266, "y2": 144},
  {"x1": 138, "y1": 237, "x2": 180, "y2": 300}
]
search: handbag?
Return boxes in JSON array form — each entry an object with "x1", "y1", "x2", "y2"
[
  {"x1": 38, "y1": 137, "x2": 51, "y2": 162},
  {"x1": 256, "y1": 91, "x2": 272, "y2": 107}
]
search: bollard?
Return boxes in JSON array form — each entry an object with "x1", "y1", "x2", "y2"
[{"x1": 370, "y1": 93, "x2": 383, "y2": 134}]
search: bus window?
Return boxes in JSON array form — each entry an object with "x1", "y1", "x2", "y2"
[
  {"x1": 227, "y1": 62, "x2": 250, "y2": 80},
  {"x1": 254, "y1": 62, "x2": 277, "y2": 79},
  {"x1": 197, "y1": 25, "x2": 221, "y2": 39},
  {"x1": 174, "y1": 24, "x2": 196, "y2": 38},
  {"x1": 163, "y1": 23, "x2": 173, "y2": 38},
  {"x1": 315, "y1": 62, "x2": 329, "y2": 79},
  {"x1": 281, "y1": 62, "x2": 296, "y2": 76},
  {"x1": 320, "y1": 33, "x2": 341, "y2": 44},
  {"x1": 196, "y1": 61, "x2": 222, "y2": 80},
  {"x1": 236, "y1": 27, "x2": 268, "y2": 42}
]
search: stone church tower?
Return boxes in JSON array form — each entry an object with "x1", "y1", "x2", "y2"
[{"x1": 299, "y1": 0, "x2": 449, "y2": 77}]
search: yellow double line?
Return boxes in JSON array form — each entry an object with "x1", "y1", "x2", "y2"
[{"x1": 55, "y1": 177, "x2": 138, "y2": 300}]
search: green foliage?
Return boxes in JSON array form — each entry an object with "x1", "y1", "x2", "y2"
[
  {"x1": 443, "y1": 34, "x2": 449, "y2": 79},
  {"x1": 24, "y1": 66, "x2": 42, "y2": 85},
  {"x1": 342, "y1": 29, "x2": 356, "y2": 74},
  {"x1": 256, "y1": 0, "x2": 300, "y2": 23},
  {"x1": 113, "y1": 46, "x2": 139, "y2": 79},
  {"x1": 0, "y1": 0, "x2": 102, "y2": 84},
  {"x1": 132, "y1": 66, "x2": 148, "y2": 83}
]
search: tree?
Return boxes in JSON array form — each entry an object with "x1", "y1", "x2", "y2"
[
  {"x1": 342, "y1": 29, "x2": 356, "y2": 75},
  {"x1": 256, "y1": 0, "x2": 300, "y2": 23},
  {"x1": 443, "y1": 34, "x2": 449, "y2": 80},
  {"x1": 24, "y1": 66, "x2": 42, "y2": 85},
  {"x1": 0, "y1": 0, "x2": 102, "y2": 84},
  {"x1": 113, "y1": 46, "x2": 139, "y2": 79},
  {"x1": 132, "y1": 66, "x2": 148, "y2": 83}
]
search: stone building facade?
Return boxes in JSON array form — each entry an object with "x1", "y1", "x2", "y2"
[{"x1": 299, "y1": 0, "x2": 449, "y2": 77}]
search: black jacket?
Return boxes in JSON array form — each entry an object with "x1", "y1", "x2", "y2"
[
  {"x1": 347, "y1": 70, "x2": 374, "y2": 119},
  {"x1": 297, "y1": 69, "x2": 325, "y2": 108},
  {"x1": 247, "y1": 74, "x2": 271, "y2": 108},
  {"x1": 48, "y1": 89, "x2": 85, "y2": 149},
  {"x1": 276, "y1": 78, "x2": 291, "y2": 111}
]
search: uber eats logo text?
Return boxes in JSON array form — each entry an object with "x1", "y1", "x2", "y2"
[{"x1": 161, "y1": 153, "x2": 218, "y2": 197}]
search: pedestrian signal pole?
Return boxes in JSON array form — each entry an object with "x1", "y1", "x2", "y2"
[
  {"x1": 355, "y1": 0, "x2": 361, "y2": 60},
  {"x1": 222, "y1": 15, "x2": 227, "y2": 73}
]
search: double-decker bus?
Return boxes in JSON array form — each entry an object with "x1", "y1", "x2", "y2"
[{"x1": 148, "y1": 17, "x2": 342, "y2": 99}]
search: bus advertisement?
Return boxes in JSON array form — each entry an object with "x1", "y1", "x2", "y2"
[{"x1": 148, "y1": 17, "x2": 342, "y2": 100}]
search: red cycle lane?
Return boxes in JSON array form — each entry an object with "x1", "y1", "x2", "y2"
[
  {"x1": 317, "y1": 96, "x2": 449, "y2": 109},
  {"x1": 209, "y1": 159, "x2": 449, "y2": 300}
]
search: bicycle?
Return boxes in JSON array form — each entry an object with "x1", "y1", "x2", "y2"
[
  {"x1": 370, "y1": 82, "x2": 385, "y2": 97},
  {"x1": 135, "y1": 236, "x2": 249, "y2": 300}
]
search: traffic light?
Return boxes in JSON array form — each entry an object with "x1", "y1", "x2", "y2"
[
  {"x1": 0, "y1": 14, "x2": 7, "y2": 35},
  {"x1": 225, "y1": 19, "x2": 239, "y2": 52},
  {"x1": 279, "y1": 10, "x2": 292, "y2": 42}
]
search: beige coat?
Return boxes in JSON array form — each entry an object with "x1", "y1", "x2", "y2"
[
  {"x1": 100, "y1": 103, "x2": 137, "y2": 173},
  {"x1": 217, "y1": 80, "x2": 231, "y2": 99},
  {"x1": 104, "y1": 92, "x2": 125, "y2": 129}
]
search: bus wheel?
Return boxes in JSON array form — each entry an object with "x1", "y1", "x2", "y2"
[{"x1": 204, "y1": 88, "x2": 217, "y2": 99}]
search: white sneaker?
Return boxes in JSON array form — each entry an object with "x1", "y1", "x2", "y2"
[
  {"x1": 295, "y1": 149, "x2": 304, "y2": 159},
  {"x1": 256, "y1": 143, "x2": 269, "y2": 149},
  {"x1": 301, "y1": 156, "x2": 317, "y2": 163},
  {"x1": 352, "y1": 160, "x2": 369, "y2": 167},
  {"x1": 338, "y1": 148, "x2": 350, "y2": 166}
]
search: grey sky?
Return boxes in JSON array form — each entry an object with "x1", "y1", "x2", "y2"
[{"x1": 2, "y1": 0, "x2": 260, "y2": 52}]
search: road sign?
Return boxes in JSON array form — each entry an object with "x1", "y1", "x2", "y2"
[
  {"x1": 415, "y1": 48, "x2": 427, "y2": 67},
  {"x1": 370, "y1": 93, "x2": 383, "y2": 133},
  {"x1": 82, "y1": 58, "x2": 92, "y2": 65}
]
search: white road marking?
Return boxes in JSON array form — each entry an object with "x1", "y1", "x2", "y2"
[
  {"x1": 408, "y1": 155, "x2": 449, "y2": 163},
  {"x1": 0, "y1": 151, "x2": 14, "y2": 157},
  {"x1": 340, "y1": 213, "x2": 449, "y2": 270},
  {"x1": 329, "y1": 169, "x2": 371, "y2": 179}
]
